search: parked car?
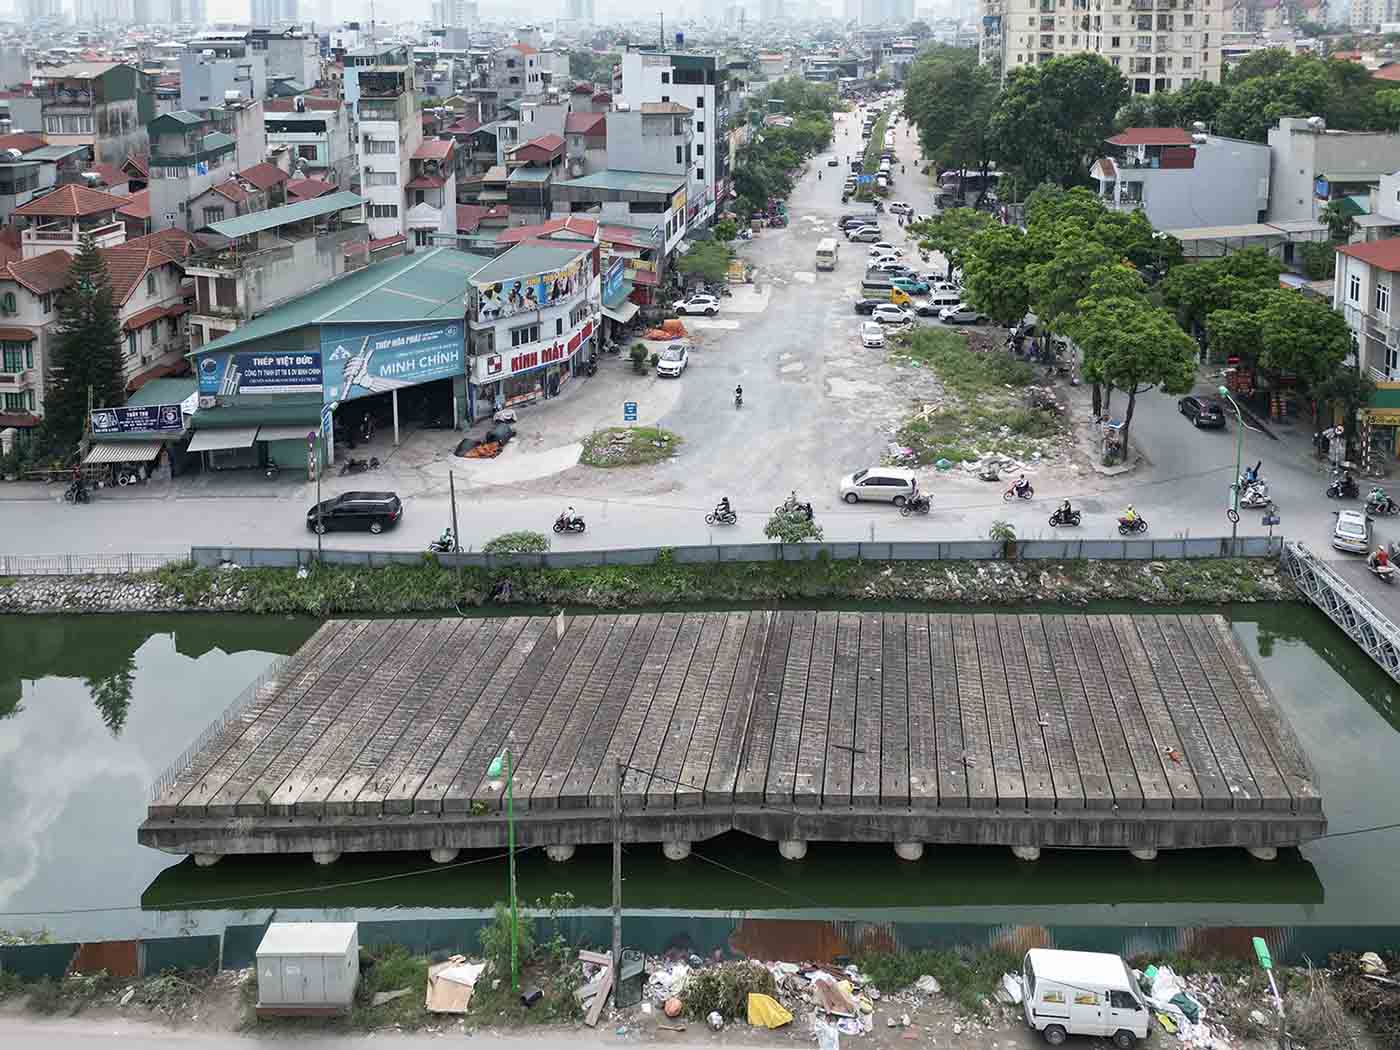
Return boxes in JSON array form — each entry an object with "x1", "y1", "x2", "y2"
[
  {"x1": 655, "y1": 342, "x2": 690, "y2": 377},
  {"x1": 871, "y1": 261, "x2": 914, "y2": 277},
  {"x1": 860, "y1": 321, "x2": 886, "y2": 348},
  {"x1": 826, "y1": 156, "x2": 840, "y2": 166},
  {"x1": 872, "y1": 303, "x2": 914, "y2": 325},
  {"x1": 890, "y1": 276, "x2": 930, "y2": 295},
  {"x1": 914, "y1": 301, "x2": 946, "y2": 317},
  {"x1": 1333, "y1": 508, "x2": 1372, "y2": 554},
  {"x1": 928, "y1": 281, "x2": 962, "y2": 295},
  {"x1": 888, "y1": 201, "x2": 913, "y2": 215},
  {"x1": 853, "y1": 297, "x2": 885, "y2": 315},
  {"x1": 306, "y1": 491, "x2": 403, "y2": 535},
  {"x1": 672, "y1": 294, "x2": 719, "y2": 316},
  {"x1": 1178, "y1": 395, "x2": 1227, "y2": 429},
  {"x1": 847, "y1": 226, "x2": 883, "y2": 243},
  {"x1": 939, "y1": 303, "x2": 988, "y2": 324},
  {"x1": 868, "y1": 242, "x2": 902, "y2": 256},
  {"x1": 839, "y1": 466, "x2": 918, "y2": 505}
]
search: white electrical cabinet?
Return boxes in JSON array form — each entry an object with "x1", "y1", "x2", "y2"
[{"x1": 255, "y1": 922, "x2": 360, "y2": 1016}]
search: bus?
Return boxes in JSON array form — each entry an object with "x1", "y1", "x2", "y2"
[{"x1": 815, "y1": 237, "x2": 839, "y2": 271}]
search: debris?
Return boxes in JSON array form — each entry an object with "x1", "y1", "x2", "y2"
[
  {"x1": 119, "y1": 987, "x2": 136, "y2": 1007},
  {"x1": 1362, "y1": 952, "x2": 1389, "y2": 976},
  {"x1": 581, "y1": 949, "x2": 614, "y2": 1028},
  {"x1": 837, "y1": 1018, "x2": 864, "y2": 1036},
  {"x1": 812, "y1": 974, "x2": 859, "y2": 1016},
  {"x1": 815, "y1": 1014, "x2": 841, "y2": 1050},
  {"x1": 664, "y1": 997, "x2": 683, "y2": 1018},
  {"x1": 707, "y1": 1010, "x2": 724, "y2": 1031},
  {"x1": 885, "y1": 1013, "x2": 911, "y2": 1028},
  {"x1": 425, "y1": 959, "x2": 486, "y2": 1014},
  {"x1": 914, "y1": 975, "x2": 941, "y2": 995},
  {"x1": 658, "y1": 1023, "x2": 687, "y2": 1032},
  {"x1": 999, "y1": 972, "x2": 1024, "y2": 1005},
  {"x1": 372, "y1": 988, "x2": 411, "y2": 1007},
  {"x1": 748, "y1": 992, "x2": 794, "y2": 1029},
  {"x1": 519, "y1": 988, "x2": 542, "y2": 1008}
]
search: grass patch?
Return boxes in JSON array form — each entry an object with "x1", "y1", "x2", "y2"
[
  {"x1": 579, "y1": 426, "x2": 683, "y2": 468},
  {"x1": 891, "y1": 328, "x2": 1036, "y2": 398},
  {"x1": 857, "y1": 947, "x2": 1020, "y2": 1015},
  {"x1": 350, "y1": 945, "x2": 431, "y2": 1029}
]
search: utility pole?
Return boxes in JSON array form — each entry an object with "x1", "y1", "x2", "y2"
[
  {"x1": 448, "y1": 470, "x2": 460, "y2": 552},
  {"x1": 611, "y1": 758, "x2": 623, "y2": 983}
]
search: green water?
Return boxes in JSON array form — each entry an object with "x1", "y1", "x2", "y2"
[{"x1": 3, "y1": 606, "x2": 1398, "y2": 940}]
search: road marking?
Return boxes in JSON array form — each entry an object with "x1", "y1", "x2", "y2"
[
  {"x1": 793, "y1": 271, "x2": 816, "y2": 284},
  {"x1": 686, "y1": 319, "x2": 741, "y2": 331}
]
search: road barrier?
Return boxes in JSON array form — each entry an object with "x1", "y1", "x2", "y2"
[
  {"x1": 1281, "y1": 541, "x2": 1400, "y2": 683},
  {"x1": 0, "y1": 552, "x2": 187, "y2": 576}
]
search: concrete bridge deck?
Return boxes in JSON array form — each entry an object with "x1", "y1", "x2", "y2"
[{"x1": 139, "y1": 612, "x2": 1325, "y2": 864}]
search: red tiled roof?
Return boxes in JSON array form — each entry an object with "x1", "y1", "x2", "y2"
[
  {"x1": 117, "y1": 188, "x2": 150, "y2": 219},
  {"x1": 1374, "y1": 65, "x2": 1400, "y2": 82},
  {"x1": 122, "y1": 303, "x2": 167, "y2": 330},
  {"x1": 237, "y1": 162, "x2": 289, "y2": 191},
  {"x1": 101, "y1": 241, "x2": 179, "y2": 304},
  {"x1": 1106, "y1": 127, "x2": 1194, "y2": 147},
  {"x1": 210, "y1": 179, "x2": 251, "y2": 203},
  {"x1": 564, "y1": 111, "x2": 606, "y2": 137},
  {"x1": 13, "y1": 183, "x2": 123, "y2": 217},
  {"x1": 125, "y1": 228, "x2": 201, "y2": 260},
  {"x1": 444, "y1": 115, "x2": 482, "y2": 135},
  {"x1": 5, "y1": 250, "x2": 72, "y2": 294},
  {"x1": 123, "y1": 153, "x2": 149, "y2": 177},
  {"x1": 600, "y1": 224, "x2": 651, "y2": 249},
  {"x1": 85, "y1": 163, "x2": 128, "y2": 188},
  {"x1": 508, "y1": 42, "x2": 538, "y2": 55},
  {"x1": 286, "y1": 177, "x2": 335, "y2": 200},
  {"x1": 1339, "y1": 240, "x2": 1400, "y2": 271},
  {"x1": 0, "y1": 132, "x2": 47, "y2": 154},
  {"x1": 497, "y1": 216, "x2": 598, "y2": 244},
  {"x1": 513, "y1": 132, "x2": 565, "y2": 156},
  {"x1": 592, "y1": 91, "x2": 611, "y2": 103},
  {"x1": 264, "y1": 97, "x2": 341, "y2": 112},
  {"x1": 456, "y1": 203, "x2": 509, "y2": 232},
  {"x1": 413, "y1": 138, "x2": 454, "y2": 160},
  {"x1": 370, "y1": 234, "x2": 407, "y2": 251},
  {"x1": 405, "y1": 174, "x2": 446, "y2": 190},
  {"x1": 0, "y1": 234, "x2": 22, "y2": 270}
]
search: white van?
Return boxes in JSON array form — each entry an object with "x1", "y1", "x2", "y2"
[
  {"x1": 815, "y1": 238, "x2": 839, "y2": 271},
  {"x1": 1022, "y1": 949, "x2": 1149, "y2": 1048},
  {"x1": 925, "y1": 290, "x2": 963, "y2": 312}
]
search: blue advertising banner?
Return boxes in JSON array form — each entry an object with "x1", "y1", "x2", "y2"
[
  {"x1": 320, "y1": 321, "x2": 466, "y2": 404},
  {"x1": 90, "y1": 403, "x2": 185, "y2": 435},
  {"x1": 196, "y1": 350, "x2": 323, "y2": 396},
  {"x1": 603, "y1": 258, "x2": 625, "y2": 305}
]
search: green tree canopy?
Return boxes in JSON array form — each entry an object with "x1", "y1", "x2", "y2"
[
  {"x1": 902, "y1": 46, "x2": 998, "y2": 186},
  {"x1": 1159, "y1": 248, "x2": 1284, "y2": 331},
  {"x1": 676, "y1": 241, "x2": 732, "y2": 284},
  {"x1": 961, "y1": 224, "x2": 1033, "y2": 326},
  {"x1": 909, "y1": 208, "x2": 992, "y2": 272},
  {"x1": 44, "y1": 233, "x2": 125, "y2": 452}
]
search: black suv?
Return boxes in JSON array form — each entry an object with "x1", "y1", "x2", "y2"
[
  {"x1": 306, "y1": 491, "x2": 403, "y2": 534},
  {"x1": 1178, "y1": 395, "x2": 1227, "y2": 429}
]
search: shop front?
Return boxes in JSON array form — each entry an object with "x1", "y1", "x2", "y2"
[
  {"x1": 83, "y1": 378, "x2": 199, "y2": 481},
  {"x1": 1360, "y1": 383, "x2": 1400, "y2": 472},
  {"x1": 469, "y1": 315, "x2": 595, "y2": 419}
]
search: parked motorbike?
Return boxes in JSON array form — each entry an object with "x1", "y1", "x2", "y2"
[
  {"x1": 774, "y1": 491, "x2": 814, "y2": 520},
  {"x1": 1327, "y1": 473, "x2": 1360, "y2": 499},
  {"x1": 339, "y1": 456, "x2": 379, "y2": 476},
  {"x1": 1117, "y1": 515, "x2": 1149, "y2": 535},
  {"x1": 553, "y1": 513, "x2": 586, "y2": 534},
  {"x1": 1003, "y1": 482, "x2": 1034, "y2": 502},
  {"x1": 264, "y1": 463, "x2": 281, "y2": 480},
  {"x1": 63, "y1": 479, "x2": 89, "y2": 504},
  {"x1": 899, "y1": 493, "x2": 931, "y2": 516},
  {"x1": 584, "y1": 358, "x2": 598, "y2": 377},
  {"x1": 705, "y1": 506, "x2": 738, "y2": 526},
  {"x1": 428, "y1": 528, "x2": 456, "y2": 554},
  {"x1": 1048, "y1": 507, "x2": 1082, "y2": 528},
  {"x1": 114, "y1": 466, "x2": 142, "y2": 486},
  {"x1": 1368, "y1": 487, "x2": 1400, "y2": 516}
]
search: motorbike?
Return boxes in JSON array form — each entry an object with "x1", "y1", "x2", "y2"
[
  {"x1": 774, "y1": 492, "x2": 814, "y2": 520},
  {"x1": 899, "y1": 493, "x2": 931, "y2": 516},
  {"x1": 1370, "y1": 559, "x2": 1397, "y2": 584},
  {"x1": 1117, "y1": 515, "x2": 1149, "y2": 535},
  {"x1": 264, "y1": 463, "x2": 281, "y2": 480},
  {"x1": 63, "y1": 479, "x2": 89, "y2": 504},
  {"x1": 428, "y1": 529, "x2": 456, "y2": 554},
  {"x1": 1240, "y1": 482, "x2": 1272, "y2": 510},
  {"x1": 1327, "y1": 473, "x2": 1360, "y2": 499},
  {"x1": 553, "y1": 513, "x2": 586, "y2": 534},
  {"x1": 603, "y1": 340, "x2": 622, "y2": 355},
  {"x1": 1003, "y1": 482, "x2": 1034, "y2": 502},
  {"x1": 339, "y1": 456, "x2": 379, "y2": 476},
  {"x1": 114, "y1": 466, "x2": 142, "y2": 486},
  {"x1": 734, "y1": 390, "x2": 743, "y2": 409},
  {"x1": 705, "y1": 506, "x2": 738, "y2": 526},
  {"x1": 1368, "y1": 487, "x2": 1400, "y2": 516},
  {"x1": 584, "y1": 358, "x2": 598, "y2": 377},
  {"x1": 1049, "y1": 506, "x2": 1082, "y2": 528}
]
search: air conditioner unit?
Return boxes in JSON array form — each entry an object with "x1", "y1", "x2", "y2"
[{"x1": 198, "y1": 395, "x2": 216, "y2": 409}]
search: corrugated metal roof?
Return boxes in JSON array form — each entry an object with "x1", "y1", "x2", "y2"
[
  {"x1": 553, "y1": 169, "x2": 684, "y2": 195},
  {"x1": 204, "y1": 191, "x2": 364, "y2": 238},
  {"x1": 84, "y1": 440, "x2": 165, "y2": 463},
  {"x1": 469, "y1": 241, "x2": 590, "y2": 284},
  {"x1": 126, "y1": 376, "x2": 196, "y2": 407}
]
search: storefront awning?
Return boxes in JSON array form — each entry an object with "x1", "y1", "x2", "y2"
[
  {"x1": 602, "y1": 299, "x2": 639, "y2": 324},
  {"x1": 187, "y1": 426, "x2": 259, "y2": 452},
  {"x1": 257, "y1": 424, "x2": 319, "y2": 442},
  {"x1": 83, "y1": 440, "x2": 165, "y2": 464}
]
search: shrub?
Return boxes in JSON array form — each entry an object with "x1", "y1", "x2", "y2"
[
  {"x1": 765, "y1": 508, "x2": 824, "y2": 543},
  {"x1": 629, "y1": 343, "x2": 649, "y2": 373},
  {"x1": 482, "y1": 530, "x2": 550, "y2": 555},
  {"x1": 477, "y1": 902, "x2": 535, "y2": 979},
  {"x1": 989, "y1": 519, "x2": 1016, "y2": 542},
  {"x1": 683, "y1": 962, "x2": 777, "y2": 1021},
  {"x1": 648, "y1": 352, "x2": 660, "y2": 368}
]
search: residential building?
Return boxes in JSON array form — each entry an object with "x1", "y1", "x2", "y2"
[
  {"x1": 146, "y1": 109, "x2": 238, "y2": 233},
  {"x1": 552, "y1": 169, "x2": 688, "y2": 257},
  {"x1": 0, "y1": 251, "x2": 66, "y2": 430},
  {"x1": 180, "y1": 35, "x2": 267, "y2": 112},
  {"x1": 249, "y1": 27, "x2": 321, "y2": 92},
  {"x1": 563, "y1": 109, "x2": 608, "y2": 178},
  {"x1": 1268, "y1": 117, "x2": 1400, "y2": 224},
  {"x1": 185, "y1": 191, "x2": 369, "y2": 350},
  {"x1": 184, "y1": 162, "x2": 288, "y2": 230},
  {"x1": 1089, "y1": 126, "x2": 1271, "y2": 228},
  {"x1": 264, "y1": 95, "x2": 356, "y2": 187},
  {"x1": 249, "y1": 0, "x2": 299, "y2": 25},
  {"x1": 207, "y1": 96, "x2": 268, "y2": 172},
  {"x1": 983, "y1": 0, "x2": 1230, "y2": 92},
  {"x1": 29, "y1": 62, "x2": 153, "y2": 167},
  {"x1": 1333, "y1": 239, "x2": 1400, "y2": 471},
  {"x1": 489, "y1": 42, "x2": 569, "y2": 106},
  {"x1": 12, "y1": 184, "x2": 127, "y2": 259},
  {"x1": 354, "y1": 57, "x2": 420, "y2": 240},
  {"x1": 406, "y1": 139, "x2": 457, "y2": 249},
  {"x1": 603, "y1": 102, "x2": 692, "y2": 181},
  {"x1": 756, "y1": 52, "x2": 787, "y2": 79}
]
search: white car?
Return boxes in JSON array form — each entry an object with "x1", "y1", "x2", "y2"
[
  {"x1": 939, "y1": 303, "x2": 987, "y2": 324},
  {"x1": 888, "y1": 201, "x2": 913, "y2": 215},
  {"x1": 672, "y1": 294, "x2": 719, "y2": 316},
  {"x1": 655, "y1": 342, "x2": 690, "y2": 377},
  {"x1": 872, "y1": 303, "x2": 914, "y2": 325},
  {"x1": 860, "y1": 321, "x2": 885, "y2": 348},
  {"x1": 839, "y1": 466, "x2": 919, "y2": 505},
  {"x1": 1332, "y1": 508, "x2": 1371, "y2": 554},
  {"x1": 869, "y1": 242, "x2": 902, "y2": 256}
]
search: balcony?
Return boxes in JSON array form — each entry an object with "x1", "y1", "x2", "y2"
[
  {"x1": 21, "y1": 218, "x2": 124, "y2": 259},
  {"x1": 0, "y1": 368, "x2": 34, "y2": 389}
]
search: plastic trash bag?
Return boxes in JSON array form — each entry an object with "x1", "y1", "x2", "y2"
[{"x1": 747, "y1": 992, "x2": 793, "y2": 1029}]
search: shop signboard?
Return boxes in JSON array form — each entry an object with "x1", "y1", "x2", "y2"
[
  {"x1": 603, "y1": 258, "x2": 625, "y2": 304},
  {"x1": 196, "y1": 350, "x2": 323, "y2": 396},
  {"x1": 320, "y1": 320, "x2": 466, "y2": 404},
  {"x1": 471, "y1": 255, "x2": 589, "y2": 324},
  {"x1": 472, "y1": 317, "x2": 595, "y2": 384},
  {"x1": 90, "y1": 403, "x2": 185, "y2": 435}
]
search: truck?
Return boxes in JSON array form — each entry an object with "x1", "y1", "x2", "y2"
[{"x1": 1022, "y1": 949, "x2": 1150, "y2": 1048}]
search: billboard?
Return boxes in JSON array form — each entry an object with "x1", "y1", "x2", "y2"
[
  {"x1": 603, "y1": 258, "x2": 625, "y2": 304},
  {"x1": 320, "y1": 320, "x2": 466, "y2": 404},
  {"x1": 471, "y1": 255, "x2": 588, "y2": 324},
  {"x1": 196, "y1": 350, "x2": 323, "y2": 396},
  {"x1": 90, "y1": 403, "x2": 185, "y2": 435}
]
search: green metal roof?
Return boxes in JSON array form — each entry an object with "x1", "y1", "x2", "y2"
[
  {"x1": 24, "y1": 145, "x2": 87, "y2": 162},
  {"x1": 508, "y1": 167, "x2": 552, "y2": 183},
  {"x1": 470, "y1": 242, "x2": 590, "y2": 284},
  {"x1": 200, "y1": 132, "x2": 236, "y2": 152},
  {"x1": 127, "y1": 377, "x2": 196, "y2": 407},
  {"x1": 187, "y1": 248, "x2": 492, "y2": 354},
  {"x1": 204, "y1": 191, "x2": 365, "y2": 238},
  {"x1": 193, "y1": 394, "x2": 322, "y2": 428},
  {"x1": 1372, "y1": 386, "x2": 1400, "y2": 410},
  {"x1": 554, "y1": 169, "x2": 685, "y2": 195},
  {"x1": 152, "y1": 110, "x2": 206, "y2": 128}
]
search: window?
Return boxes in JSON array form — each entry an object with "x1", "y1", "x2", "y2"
[
  {"x1": 365, "y1": 171, "x2": 397, "y2": 186},
  {"x1": 696, "y1": 144, "x2": 704, "y2": 157},
  {"x1": 370, "y1": 203, "x2": 398, "y2": 218},
  {"x1": 2, "y1": 342, "x2": 25, "y2": 371},
  {"x1": 414, "y1": 229, "x2": 432, "y2": 247},
  {"x1": 661, "y1": 94, "x2": 669, "y2": 102},
  {"x1": 506, "y1": 58, "x2": 517, "y2": 68},
  {"x1": 696, "y1": 120, "x2": 704, "y2": 133},
  {"x1": 39, "y1": 293, "x2": 51, "y2": 314},
  {"x1": 1109, "y1": 992, "x2": 1139, "y2": 1011},
  {"x1": 126, "y1": 331, "x2": 137, "y2": 357},
  {"x1": 1378, "y1": 283, "x2": 1391, "y2": 316},
  {"x1": 1111, "y1": 35, "x2": 1121, "y2": 46},
  {"x1": 556, "y1": 317, "x2": 564, "y2": 335},
  {"x1": 510, "y1": 322, "x2": 540, "y2": 347},
  {"x1": 676, "y1": 145, "x2": 682, "y2": 165},
  {"x1": 661, "y1": 71, "x2": 670, "y2": 83},
  {"x1": 696, "y1": 95, "x2": 704, "y2": 108},
  {"x1": 204, "y1": 205, "x2": 225, "y2": 224},
  {"x1": 1182, "y1": 56, "x2": 1193, "y2": 69},
  {"x1": 696, "y1": 167, "x2": 704, "y2": 180},
  {"x1": 3, "y1": 391, "x2": 27, "y2": 412},
  {"x1": 298, "y1": 144, "x2": 318, "y2": 160},
  {"x1": 147, "y1": 272, "x2": 157, "y2": 297},
  {"x1": 364, "y1": 138, "x2": 395, "y2": 154}
]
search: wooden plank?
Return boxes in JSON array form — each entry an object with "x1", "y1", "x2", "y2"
[
  {"x1": 1131, "y1": 616, "x2": 1232, "y2": 810},
  {"x1": 765, "y1": 611, "x2": 816, "y2": 805},
  {"x1": 583, "y1": 968, "x2": 612, "y2": 1028},
  {"x1": 904, "y1": 614, "x2": 940, "y2": 808},
  {"x1": 973, "y1": 614, "x2": 1024, "y2": 809},
  {"x1": 647, "y1": 613, "x2": 727, "y2": 808},
  {"x1": 705, "y1": 611, "x2": 770, "y2": 803},
  {"x1": 321, "y1": 619, "x2": 471, "y2": 816},
  {"x1": 851, "y1": 612, "x2": 885, "y2": 807},
  {"x1": 1084, "y1": 615, "x2": 1174, "y2": 812},
  {"x1": 1040, "y1": 616, "x2": 1113, "y2": 810},
  {"x1": 928, "y1": 614, "x2": 967, "y2": 807},
  {"x1": 528, "y1": 614, "x2": 641, "y2": 809},
  {"x1": 880, "y1": 612, "x2": 911, "y2": 806},
  {"x1": 675, "y1": 612, "x2": 749, "y2": 808},
  {"x1": 821, "y1": 612, "x2": 861, "y2": 807},
  {"x1": 951, "y1": 615, "x2": 996, "y2": 808},
  {"x1": 735, "y1": 612, "x2": 793, "y2": 804},
  {"x1": 795, "y1": 612, "x2": 838, "y2": 807},
  {"x1": 620, "y1": 613, "x2": 706, "y2": 806},
  {"x1": 1202, "y1": 614, "x2": 1320, "y2": 811},
  {"x1": 556, "y1": 613, "x2": 664, "y2": 808},
  {"x1": 1108, "y1": 614, "x2": 1201, "y2": 809},
  {"x1": 1063, "y1": 615, "x2": 1143, "y2": 810},
  {"x1": 225, "y1": 620, "x2": 410, "y2": 817},
  {"x1": 1017, "y1": 615, "x2": 1084, "y2": 810},
  {"x1": 1157, "y1": 615, "x2": 1261, "y2": 810},
  {"x1": 994, "y1": 614, "x2": 1055, "y2": 810}
]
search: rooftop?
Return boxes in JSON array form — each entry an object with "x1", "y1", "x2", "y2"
[
  {"x1": 36, "y1": 61, "x2": 123, "y2": 79},
  {"x1": 238, "y1": 162, "x2": 290, "y2": 191},
  {"x1": 264, "y1": 97, "x2": 342, "y2": 112},
  {"x1": 555, "y1": 169, "x2": 686, "y2": 196},
  {"x1": 285, "y1": 177, "x2": 335, "y2": 201},
  {"x1": 1339, "y1": 239, "x2": 1400, "y2": 271},
  {"x1": 470, "y1": 241, "x2": 591, "y2": 284},
  {"x1": 1106, "y1": 127, "x2": 1195, "y2": 147},
  {"x1": 564, "y1": 111, "x2": 606, "y2": 136},
  {"x1": 13, "y1": 183, "x2": 124, "y2": 217},
  {"x1": 116, "y1": 189, "x2": 150, "y2": 220},
  {"x1": 202, "y1": 191, "x2": 364, "y2": 239},
  {"x1": 640, "y1": 101, "x2": 693, "y2": 115},
  {"x1": 413, "y1": 139, "x2": 454, "y2": 161},
  {"x1": 496, "y1": 216, "x2": 598, "y2": 244}
]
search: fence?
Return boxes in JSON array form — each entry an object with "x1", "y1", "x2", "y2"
[
  {"x1": 1282, "y1": 541, "x2": 1400, "y2": 683},
  {"x1": 0, "y1": 552, "x2": 187, "y2": 576},
  {"x1": 192, "y1": 535, "x2": 1284, "y2": 571}
]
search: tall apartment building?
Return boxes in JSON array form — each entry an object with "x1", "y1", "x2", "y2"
[
  {"x1": 563, "y1": 0, "x2": 595, "y2": 22},
  {"x1": 250, "y1": 0, "x2": 299, "y2": 24},
  {"x1": 618, "y1": 49, "x2": 732, "y2": 229},
  {"x1": 859, "y1": 0, "x2": 914, "y2": 22},
  {"x1": 758, "y1": 0, "x2": 786, "y2": 20},
  {"x1": 984, "y1": 0, "x2": 1228, "y2": 93},
  {"x1": 181, "y1": 34, "x2": 268, "y2": 110},
  {"x1": 1352, "y1": 0, "x2": 1400, "y2": 28},
  {"x1": 347, "y1": 47, "x2": 421, "y2": 240}
]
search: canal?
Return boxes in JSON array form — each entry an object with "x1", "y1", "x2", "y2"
[{"x1": 1, "y1": 605, "x2": 1396, "y2": 945}]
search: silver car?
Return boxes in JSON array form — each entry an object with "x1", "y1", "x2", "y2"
[
  {"x1": 1332, "y1": 508, "x2": 1371, "y2": 554},
  {"x1": 839, "y1": 467, "x2": 918, "y2": 505}
]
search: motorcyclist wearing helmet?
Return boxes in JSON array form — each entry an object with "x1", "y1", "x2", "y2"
[{"x1": 1123, "y1": 504, "x2": 1137, "y2": 523}]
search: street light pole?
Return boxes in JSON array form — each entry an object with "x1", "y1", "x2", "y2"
[{"x1": 1220, "y1": 385, "x2": 1244, "y2": 555}]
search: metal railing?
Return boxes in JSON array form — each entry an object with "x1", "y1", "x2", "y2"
[
  {"x1": 1281, "y1": 541, "x2": 1400, "y2": 683},
  {"x1": 0, "y1": 552, "x2": 188, "y2": 576}
]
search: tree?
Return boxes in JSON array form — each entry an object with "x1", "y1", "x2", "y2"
[
  {"x1": 902, "y1": 47, "x2": 998, "y2": 192},
  {"x1": 713, "y1": 218, "x2": 738, "y2": 242},
  {"x1": 1159, "y1": 248, "x2": 1283, "y2": 332},
  {"x1": 1297, "y1": 240, "x2": 1337, "y2": 280},
  {"x1": 961, "y1": 224, "x2": 1033, "y2": 325},
  {"x1": 1320, "y1": 200, "x2": 1356, "y2": 242},
  {"x1": 1026, "y1": 237, "x2": 1114, "y2": 330},
  {"x1": 909, "y1": 208, "x2": 992, "y2": 273},
  {"x1": 568, "y1": 50, "x2": 619, "y2": 87},
  {"x1": 1251, "y1": 288, "x2": 1352, "y2": 397},
  {"x1": 676, "y1": 241, "x2": 732, "y2": 284},
  {"x1": 765, "y1": 508, "x2": 823, "y2": 543},
  {"x1": 44, "y1": 233, "x2": 123, "y2": 451}
]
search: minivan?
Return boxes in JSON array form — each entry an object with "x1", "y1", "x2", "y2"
[
  {"x1": 848, "y1": 226, "x2": 883, "y2": 243},
  {"x1": 306, "y1": 491, "x2": 404, "y2": 535},
  {"x1": 1022, "y1": 949, "x2": 1149, "y2": 1048},
  {"x1": 838, "y1": 467, "x2": 918, "y2": 505}
]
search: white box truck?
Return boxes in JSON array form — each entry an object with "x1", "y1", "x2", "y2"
[{"x1": 1022, "y1": 948, "x2": 1150, "y2": 1048}]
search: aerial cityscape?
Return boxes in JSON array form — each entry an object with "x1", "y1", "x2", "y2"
[{"x1": 4, "y1": 1, "x2": 1400, "y2": 1047}]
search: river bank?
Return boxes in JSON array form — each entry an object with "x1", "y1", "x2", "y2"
[{"x1": 0, "y1": 556, "x2": 1295, "y2": 615}]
